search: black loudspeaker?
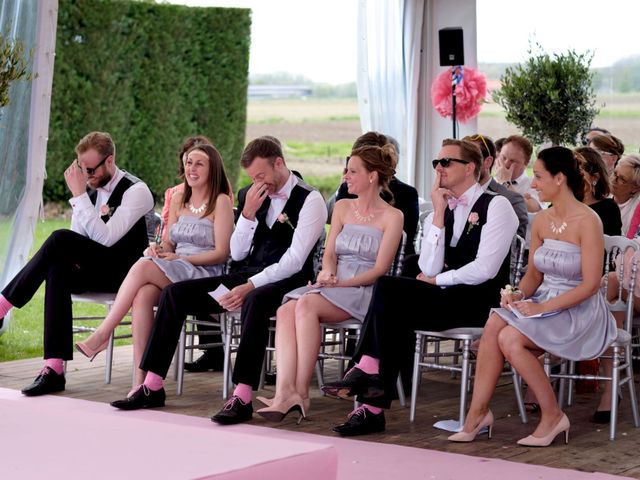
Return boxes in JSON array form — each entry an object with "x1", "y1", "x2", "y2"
[{"x1": 438, "y1": 27, "x2": 464, "y2": 66}]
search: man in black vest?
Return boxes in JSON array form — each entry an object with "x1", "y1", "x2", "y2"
[
  {"x1": 322, "y1": 138, "x2": 519, "y2": 436},
  {"x1": 0, "y1": 131, "x2": 154, "y2": 396},
  {"x1": 110, "y1": 136, "x2": 327, "y2": 421}
]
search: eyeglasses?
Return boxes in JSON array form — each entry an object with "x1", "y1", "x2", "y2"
[
  {"x1": 611, "y1": 171, "x2": 632, "y2": 185},
  {"x1": 432, "y1": 158, "x2": 470, "y2": 169},
  {"x1": 77, "y1": 154, "x2": 110, "y2": 175}
]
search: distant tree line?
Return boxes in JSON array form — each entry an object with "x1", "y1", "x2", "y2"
[{"x1": 250, "y1": 72, "x2": 356, "y2": 98}]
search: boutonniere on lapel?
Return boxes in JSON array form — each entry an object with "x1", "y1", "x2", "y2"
[
  {"x1": 99, "y1": 204, "x2": 115, "y2": 218},
  {"x1": 466, "y1": 212, "x2": 480, "y2": 234},
  {"x1": 277, "y1": 212, "x2": 295, "y2": 230}
]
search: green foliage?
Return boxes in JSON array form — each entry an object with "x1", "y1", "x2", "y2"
[
  {"x1": 492, "y1": 46, "x2": 598, "y2": 145},
  {"x1": 0, "y1": 33, "x2": 31, "y2": 109},
  {"x1": 46, "y1": 0, "x2": 251, "y2": 203}
]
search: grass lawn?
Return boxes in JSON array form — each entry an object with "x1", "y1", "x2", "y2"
[{"x1": 0, "y1": 220, "x2": 130, "y2": 362}]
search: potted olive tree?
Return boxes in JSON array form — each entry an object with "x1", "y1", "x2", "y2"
[{"x1": 493, "y1": 46, "x2": 598, "y2": 146}]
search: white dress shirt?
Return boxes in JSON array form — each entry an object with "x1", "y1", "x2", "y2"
[
  {"x1": 418, "y1": 183, "x2": 518, "y2": 286},
  {"x1": 69, "y1": 168, "x2": 155, "y2": 247},
  {"x1": 231, "y1": 171, "x2": 327, "y2": 289},
  {"x1": 509, "y1": 171, "x2": 541, "y2": 208}
]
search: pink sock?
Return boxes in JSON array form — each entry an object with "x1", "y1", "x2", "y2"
[
  {"x1": 143, "y1": 371, "x2": 164, "y2": 391},
  {"x1": 357, "y1": 355, "x2": 380, "y2": 375},
  {"x1": 45, "y1": 358, "x2": 64, "y2": 375},
  {"x1": 0, "y1": 295, "x2": 13, "y2": 318},
  {"x1": 233, "y1": 383, "x2": 252, "y2": 403},
  {"x1": 363, "y1": 404, "x2": 383, "y2": 414}
]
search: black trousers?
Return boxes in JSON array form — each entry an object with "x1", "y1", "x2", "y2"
[
  {"x1": 353, "y1": 275, "x2": 498, "y2": 408},
  {"x1": 140, "y1": 270, "x2": 310, "y2": 390},
  {"x1": 2, "y1": 229, "x2": 135, "y2": 359}
]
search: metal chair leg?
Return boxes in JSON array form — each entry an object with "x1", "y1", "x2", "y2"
[{"x1": 410, "y1": 334, "x2": 422, "y2": 422}]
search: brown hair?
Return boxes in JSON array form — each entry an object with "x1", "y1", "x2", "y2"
[
  {"x1": 589, "y1": 134, "x2": 625, "y2": 157},
  {"x1": 240, "y1": 136, "x2": 284, "y2": 168},
  {"x1": 351, "y1": 144, "x2": 397, "y2": 202},
  {"x1": 176, "y1": 135, "x2": 213, "y2": 178},
  {"x1": 503, "y1": 135, "x2": 533, "y2": 161},
  {"x1": 182, "y1": 144, "x2": 231, "y2": 218},
  {"x1": 441, "y1": 138, "x2": 483, "y2": 179},
  {"x1": 574, "y1": 146, "x2": 610, "y2": 199},
  {"x1": 75, "y1": 131, "x2": 115, "y2": 158}
]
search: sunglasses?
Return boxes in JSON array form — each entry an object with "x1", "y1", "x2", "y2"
[
  {"x1": 432, "y1": 158, "x2": 470, "y2": 169},
  {"x1": 77, "y1": 154, "x2": 110, "y2": 175}
]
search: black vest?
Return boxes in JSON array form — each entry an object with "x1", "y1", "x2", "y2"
[
  {"x1": 230, "y1": 180, "x2": 316, "y2": 279},
  {"x1": 87, "y1": 173, "x2": 149, "y2": 266},
  {"x1": 443, "y1": 191, "x2": 510, "y2": 288}
]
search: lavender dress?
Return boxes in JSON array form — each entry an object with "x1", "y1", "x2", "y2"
[
  {"x1": 283, "y1": 224, "x2": 382, "y2": 321},
  {"x1": 147, "y1": 215, "x2": 224, "y2": 282},
  {"x1": 493, "y1": 239, "x2": 617, "y2": 360}
]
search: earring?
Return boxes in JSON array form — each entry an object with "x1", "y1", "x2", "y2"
[
  {"x1": 369, "y1": 179, "x2": 373, "y2": 184},
  {"x1": 592, "y1": 181, "x2": 597, "y2": 186}
]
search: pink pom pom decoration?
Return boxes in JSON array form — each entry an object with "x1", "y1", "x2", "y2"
[{"x1": 430, "y1": 67, "x2": 487, "y2": 123}]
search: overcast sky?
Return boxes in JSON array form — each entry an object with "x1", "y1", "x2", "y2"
[{"x1": 167, "y1": 0, "x2": 640, "y2": 84}]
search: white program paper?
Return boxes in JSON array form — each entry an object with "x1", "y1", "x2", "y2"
[{"x1": 208, "y1": 284, "x2": 239, "y2": 311}]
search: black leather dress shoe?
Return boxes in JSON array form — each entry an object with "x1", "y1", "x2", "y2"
[
  {"x1": 184, "y1": 351, "x2": 224, "y2": 372},
  {"x1": 591, "y1": 395, "x2": 622, "y2": 424},
  {"x1": 321, "y1": 367, "x2": 385, "y2": 399},
  {"x1": 211, "y1": 396, "x2": 253, "y2": 425},
  {"x1": 22, "y1": 367, "x2": 66, "y2": 396},
  {"x1": 333, "y1": 407, "x2": 385, "y2": 436},
  {"x1": 110, "y1": 385, "x2": 166, "y2": 410}
]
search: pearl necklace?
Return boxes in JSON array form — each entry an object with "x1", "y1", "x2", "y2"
[
  {"x1": 188, "y1": 202, "x2": 207, "y2": 215},
  {"x1": 353, "y1": 203, "x2": 375, "y2": 223},
  {"x1": 550, "y1": 220, "x2": 568, "y2": 235}
]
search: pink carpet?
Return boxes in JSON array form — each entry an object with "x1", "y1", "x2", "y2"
[{"x1": 0, "y1": 388, "x2": 631, "y2": 480}]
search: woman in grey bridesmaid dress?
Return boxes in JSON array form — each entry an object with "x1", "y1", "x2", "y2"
[
  {"x1": 75, "y1": 143, "x2": 234, "y2": 386},
  {"x1": 256, "y1": 144, "x2": 404, "y2": 421},
  {"x1": 449, "y1": 146, "x2": 617, "y2": 447}
]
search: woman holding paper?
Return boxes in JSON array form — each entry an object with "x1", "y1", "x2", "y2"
[
  {"x1": 449, "y1": 146, "x2": 617, "y2": 447},
  {"x1": 75, "y1": 143, "x2": 234, "y2": 387},
  {"x1": 254, "y1": 144, "x2": 404, "y2": 422}
]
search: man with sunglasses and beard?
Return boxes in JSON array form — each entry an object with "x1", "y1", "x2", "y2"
[
  {"x1": 321, "y1": 138, "x2": 518, "y2": 436},
  {"x1": 0, "y1": 131, "x2": 154, "y2": 397}
]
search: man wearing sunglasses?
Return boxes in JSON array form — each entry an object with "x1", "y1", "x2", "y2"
[
  {"x1": 322, "y1": 138, "x2": 518, "y2": 436},
  {"x1": 0, "y1": 131, "x2": 154, "y2": 397}
]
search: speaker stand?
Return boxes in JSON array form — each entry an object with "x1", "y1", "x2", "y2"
[{"x1": 450, "y1": 66, "x2": 459, "y2": 139}]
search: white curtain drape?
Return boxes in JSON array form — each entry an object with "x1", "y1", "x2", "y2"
[
  {"x1": 357, "y1": 0, "x2": 477, "y2": 198},
  {"x1": 0, "y1": 0, "x2": 57, "y2": 334}
]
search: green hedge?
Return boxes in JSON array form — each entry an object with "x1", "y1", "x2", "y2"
[{"x1": 46, "y1": 0, "x2": 250, "y2": 203}]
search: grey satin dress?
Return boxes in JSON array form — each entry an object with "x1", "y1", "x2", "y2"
[
  {"x1": 283, "y1": 224, "x2": 382, "y2": 321},
  {"x1": 493, "y1": 239, "x2": 617, "y2": 361},
  {"x1": 148, "y1": 215, "x2": 224, "y2": 282}
]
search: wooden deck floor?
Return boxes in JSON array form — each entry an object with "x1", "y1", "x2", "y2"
[{"x1": 2, "y1": 345, "x2": 640, "y2": 478}]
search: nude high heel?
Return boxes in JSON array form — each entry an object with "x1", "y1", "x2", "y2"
[
  {"x1": 517, "y1": 413, "x2": 570, "y2": 447},
  {"x1": 75, "y1": 337, "x2": 109, "y2": 362},
  {"x1": 448, "y1": 410, "x2": 494, "y2": 442}
]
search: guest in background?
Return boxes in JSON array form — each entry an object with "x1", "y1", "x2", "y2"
[
  {"x1": 449, "y1": 146, "x2": 616, "y2": 447},
  {"x1": 255, "y1": 144, "x2": 403, "y2": 422},
  {"x1": 327, "y1": 132, "x2": 418, "y2": 256},
  {"x1": 575, "y1": 146, "x2": 622, "y2": 236},
  {"x1": 611, "y1": 154, "x2": 640, "y2": 237},
  {"x1": 581, "y1": 127, "x2": 611, "y2": 146},
  {"x1": 588, "y1": 134, "x2": 624, "y2": 174},
  {"x1": 494, "y1": 135, "x2": 542, "y2": 213},
  {"x1": 76, "y1": 144, "x2": 234, "y2": 388}
]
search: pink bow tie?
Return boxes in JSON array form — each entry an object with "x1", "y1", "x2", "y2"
[
  {"x1": 269, "y1": 192, "x2": 288, "y2": 201},
  {"x1": 447, "y1": 196, "x2": 468, "y2": 210}
]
